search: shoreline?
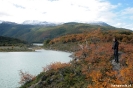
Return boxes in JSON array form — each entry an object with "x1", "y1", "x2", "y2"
[
  {"x1": 0, "y1": 46, "x2": 34, "y2": 52},
  {"x1": 43, "y1": 48, "x2": 75, "y2": 60},
  {"x1": 0, "y1": 46, "x2": 74, "y2": 58}
]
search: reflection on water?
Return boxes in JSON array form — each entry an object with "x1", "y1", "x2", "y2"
[{"x1": 0, "y1": 49, "x2": 72, "y2": 88}]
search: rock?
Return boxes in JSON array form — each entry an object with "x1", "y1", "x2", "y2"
[
  {"x1": 111, "y1": 51, "x2": 123, "y2": 71},
  {"x1": 111, "y1": 59, "x2": 120, "y2": 70}
]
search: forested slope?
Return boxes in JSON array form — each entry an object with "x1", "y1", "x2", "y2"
[{"x1": 0, "y1": 36, "x2": 27, "y2": 46}]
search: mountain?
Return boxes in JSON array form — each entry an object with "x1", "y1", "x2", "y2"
[
  {"x1": 0, "y1": 20, "x2": 110, "y2": 26},
  {"x1": 0, "y1": 21, "x2": 17, "y2": 25},
  {"x1": 0, "y1": 21, "x2": 131, "y2": 42}
]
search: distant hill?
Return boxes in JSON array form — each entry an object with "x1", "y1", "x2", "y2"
[
  {"x1": 0, "y1": 21, "x2": 131, "y2": 42},
  {"x1": 0, "y1": 36, "x2": 27, "y2": 46}
]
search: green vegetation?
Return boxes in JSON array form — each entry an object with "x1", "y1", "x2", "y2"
[
  {"x1": 20, "y1": 63, "x2": 87, "y2": 88},
  {"x1": 0, "y1": 36, "x2": 27, "y2": 46},
  {"x1": 0, "y1": 36, "x2": 32, "y2": 51}
]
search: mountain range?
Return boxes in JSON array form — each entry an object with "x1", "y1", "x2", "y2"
[
  {"x1": 0, "y1": 20, "x2": 111, "y2": 26},
  {"x1": 0, "y1": 20, "x2": 130, "y2": 42}
]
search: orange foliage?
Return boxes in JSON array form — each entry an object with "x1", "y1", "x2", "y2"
[
  {"x1": 48, "y1": 28, "x2": 133, "y2": 87},
  {"x1": 43, "y1": 62, "x2": 70, "y2": 71},
  {"x1": 19, "y1": 70, "x2": 35, "y2": 85},
  {"x1": 79, "y1": 41, "x2": 133, "y2": 87}
]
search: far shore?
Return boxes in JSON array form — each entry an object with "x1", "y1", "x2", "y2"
[{"x1": 0, "y1": 46, "x2": 34, "y2": 52}]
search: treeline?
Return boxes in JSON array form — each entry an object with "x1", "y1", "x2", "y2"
[{"x1": 0, "y1": 36, "x2": 27, "y2": 46}]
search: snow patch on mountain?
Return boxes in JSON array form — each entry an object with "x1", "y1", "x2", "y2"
[
  {"x1": 0, "y1": 20, "x2": 111, "y2": 27},
  {"x1": 22, "y1": 20, "x2": 61, "y2": 26},
  {"x1": 0, "y1": 21, "x2": 17, "y2": 25}
]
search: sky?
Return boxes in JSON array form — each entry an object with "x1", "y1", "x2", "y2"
[{"x1": 0, "y1": 0, "x2": 133, "y2": 29}]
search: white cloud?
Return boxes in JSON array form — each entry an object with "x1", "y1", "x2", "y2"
[
  {"x1": 0, "y1": 12, "x2": 10, "y2": 17},
  {"x1": 120, "y1": 23, "x2": 133, "y2": 30},
  {"x1": 130, "y1": 16, "x2": 133, "y2": 20},
  {"x1": 0, "y1": 0, "x2": 132, "y2": 30},
  {"x1": 122, "y1": 7, "x2": 133, "y2": 15},
  {"x1": 0, "y1": 0, "x2": 118, "y2": 23},
  {"x1": 110, "y1": 7, "x2": 133, "y2": 30}
]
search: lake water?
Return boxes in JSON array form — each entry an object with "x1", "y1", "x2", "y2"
[
  {"x1": 0, "y1": 49, "x2": 72, "y2": 88},
  {"x1": 33, "y1": 43, "x2": 43, "y2": 46}
]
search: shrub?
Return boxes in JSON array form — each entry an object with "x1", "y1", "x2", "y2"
[{"x1": 19, "y1": 70, "x2": 35, "y2": 85}]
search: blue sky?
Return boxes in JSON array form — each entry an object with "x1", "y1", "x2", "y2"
[{"x1": 0, "y1": 0, "x2": 133, "y2": 30}]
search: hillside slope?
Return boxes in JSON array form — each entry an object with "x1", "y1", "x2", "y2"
[
  {"x1": 0, "y1": 22, "x2": 130, "y2": 42},
  {"x1": 0, "y1": 36, "x2": 27, "y2": 46},
  {"x1": 20, "y1": 29, "x2": 133, "y2": 88},
  {"x1": 0, "y1": 36, "x2": 32, "y2": 51}
]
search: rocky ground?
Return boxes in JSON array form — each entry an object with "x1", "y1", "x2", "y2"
[{"x1": 111, "y1": 51, "x2": 123, "y2": 71}]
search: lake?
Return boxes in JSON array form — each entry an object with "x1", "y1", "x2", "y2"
[{"x1": 0, "y1": 49, "x2": 72, "y2": 88}]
